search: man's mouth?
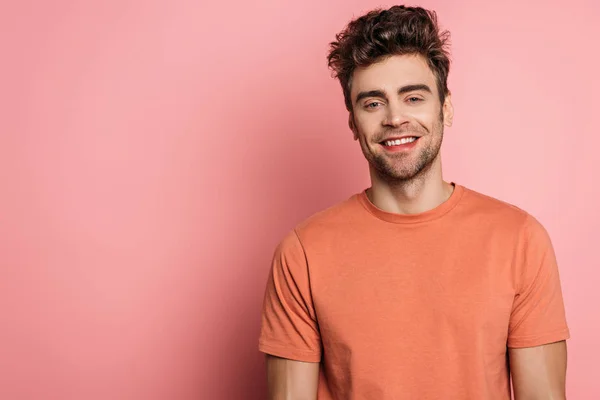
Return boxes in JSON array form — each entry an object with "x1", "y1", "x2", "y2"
[
  {"x1": 379, "y1": 135, "x2": 421, "y2": 152},
  {"x1": 381, "y1": 137, "x2": 418, "y2": 147}
]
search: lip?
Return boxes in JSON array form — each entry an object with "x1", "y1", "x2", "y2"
[
  {"x1": 379, "y1": 134, "x2": 422, "y2": 143},
  {"x1": 379, "y1": 135, "x2": 420, "y2": 152}
]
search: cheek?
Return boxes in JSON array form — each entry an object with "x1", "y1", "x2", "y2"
[
  {"x1": 409, "y1": 108, "x2": 439, "y2": 131},
  {"x1": 355, "y1": 114, "x2": 381, "y2": 136},
  {"x1": 354, "y1": 122, "x2": 375, "y2": 140},
  {"x1": 408, "y1": 105, "x2": 435, "y2": 120}
]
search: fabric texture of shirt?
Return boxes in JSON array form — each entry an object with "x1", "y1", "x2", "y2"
[{"x1": 258, "y1": 183, "x2": 570, "y2": 399}]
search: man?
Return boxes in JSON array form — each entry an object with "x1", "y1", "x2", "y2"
[{"x1": 258, "y1": 5, "x2": 569, "y2": 399}]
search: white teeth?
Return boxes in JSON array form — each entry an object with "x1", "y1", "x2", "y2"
[{"x1": 384, "y1": 137, "x2": 416, "y2": 146}]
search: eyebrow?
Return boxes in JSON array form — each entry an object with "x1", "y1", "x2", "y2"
[{"x1": 354, "y1": 84, "x2": 433, "y2": 105}]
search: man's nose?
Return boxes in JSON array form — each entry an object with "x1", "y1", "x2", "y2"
[{"x1": 383, "y1": 102, "x2": 408, "y2": 127}]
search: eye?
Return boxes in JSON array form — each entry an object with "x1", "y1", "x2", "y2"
[
  {"x1": 407, "y1": 97, "x2": 423, "y2": 103},
  {"x1": 365, "y1": 101, "x2": 382, "y2": 109}
]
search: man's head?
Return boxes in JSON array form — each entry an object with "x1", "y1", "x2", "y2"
[{"x1": 327, "y1": 6, "x2": 454, "y2": 182}]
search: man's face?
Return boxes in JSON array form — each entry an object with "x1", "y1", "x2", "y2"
[{"x1": 349, "y1": 54, "x2": 453, "y2": 182}]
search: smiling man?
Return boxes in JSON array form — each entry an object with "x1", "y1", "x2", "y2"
[{"x1": 258, "y1": 5, "x2": 569, "y2": 400}]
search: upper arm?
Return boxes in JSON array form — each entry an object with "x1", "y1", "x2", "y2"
[
  {"x1": 266, "y1": 354, "x2": 320, "y2": 400},
  {"x1": 259, "y1": 230, "x2": 322, "y2": 361},
  {"x1": 508, "y1": 215, "x2": 570, "y2": 348},
  {"x1": 259, "y1": 230, "x2": 322, "y2": 398},
  {"x1": 509, "y1": 340, "x2": 567, "y2": 400},
  {"x1": 507, "y1": 217, "x2": 570, "y2": 398}
]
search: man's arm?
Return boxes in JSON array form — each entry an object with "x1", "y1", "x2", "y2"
[
  {"x1": 266, "y1": 354, "x2": 319, "y2": 400},
  {"x1": 509, "y1": 340, "x2": 567, "y2": 400}
]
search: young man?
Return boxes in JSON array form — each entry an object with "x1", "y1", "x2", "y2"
[{"x1": 258, "y1": 6, "x2": 569, "y2": 399}]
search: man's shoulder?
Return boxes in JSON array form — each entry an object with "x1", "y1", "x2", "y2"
[
  {"x1": 294, "y1": 191, "x2": 364, "y2": 234},
  {"x1": 273, "y1": 192, "x2": 364, "y2": 256},
  {"x1": 460, "y1": 185, "x2": 541, "y2": 231}
]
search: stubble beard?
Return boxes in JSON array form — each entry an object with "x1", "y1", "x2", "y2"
[{"x1": 362, "y1": 116, "x2": 444, "y2": 183}]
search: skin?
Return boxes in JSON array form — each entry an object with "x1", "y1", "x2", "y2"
[
  {"x1": 266, "y1": 53, "x2": 567, "y2": 400},
  {"x1": 266, "y1": 355, "x2": 319, "y2": 400},
  {"x1": 348, "y1": 53, "x2": 454, "y2": 215},
  {"x1": 509, "y1": 341, "x2": 568, "y2": 399}
]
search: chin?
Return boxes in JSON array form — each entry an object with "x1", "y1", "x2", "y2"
[{"x1": 375, "y1": 166, "x2": 418, "y2": 182}]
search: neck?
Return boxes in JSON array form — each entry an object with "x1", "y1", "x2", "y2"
[{"x1": 366, "y1": 158, "x2": 454, "y2": 215}]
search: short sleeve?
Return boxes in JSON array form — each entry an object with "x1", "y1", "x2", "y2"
[
  {"x1": 507, "y1": 215, "x2": 570, "y2": 348},
  {"x1": 258, "y1": 230, "x2": 322, "y2": 362}
]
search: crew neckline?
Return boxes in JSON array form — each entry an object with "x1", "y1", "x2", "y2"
[{"x1": 357, "y1": 182, "x2": 465, "y2": 224}]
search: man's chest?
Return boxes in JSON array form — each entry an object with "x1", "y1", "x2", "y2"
[{"x1": 308, "y1": 235, "x2": 517, "y2": 356}]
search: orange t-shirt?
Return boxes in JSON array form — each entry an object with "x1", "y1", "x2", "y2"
[{"x1": 258, "y1": 184, "x2": 570, "y2": 399}]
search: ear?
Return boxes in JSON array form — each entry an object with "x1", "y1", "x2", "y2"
[
  {"x1": 443, "y1": 92, "x2": 454, "y2": 127},
  {"x1": 348, "y1": 113, "x2": 358, "y2": 140}
]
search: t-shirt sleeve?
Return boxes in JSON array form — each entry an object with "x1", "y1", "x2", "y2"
[
  {"x1": 507, "y1": 215, "x2": 570, "y2": 348},
  {"x1": 258, "y1": 230, "x2": 322, "y2": 362}
]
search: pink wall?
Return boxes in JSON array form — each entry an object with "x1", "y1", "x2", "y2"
[{"x1": 2, "y1": 1, "x2": 598, "y2": 398}]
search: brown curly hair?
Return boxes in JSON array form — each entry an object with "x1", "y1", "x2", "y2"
[{"x1": 327, "y1": 5, "x2": 451, "y2": 112}]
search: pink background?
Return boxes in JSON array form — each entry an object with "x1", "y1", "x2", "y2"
[{"x1": 1, "y1": 1, "x2": 598, "y2": 399}]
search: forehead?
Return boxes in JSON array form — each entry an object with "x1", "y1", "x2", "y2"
[{"x1": 350, "y1": 54, "x2": 437, "y2": 97}]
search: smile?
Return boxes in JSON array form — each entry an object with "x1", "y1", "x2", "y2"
[{"x1": 383, "y1": 137, "x2": 417, "y2": 146}]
